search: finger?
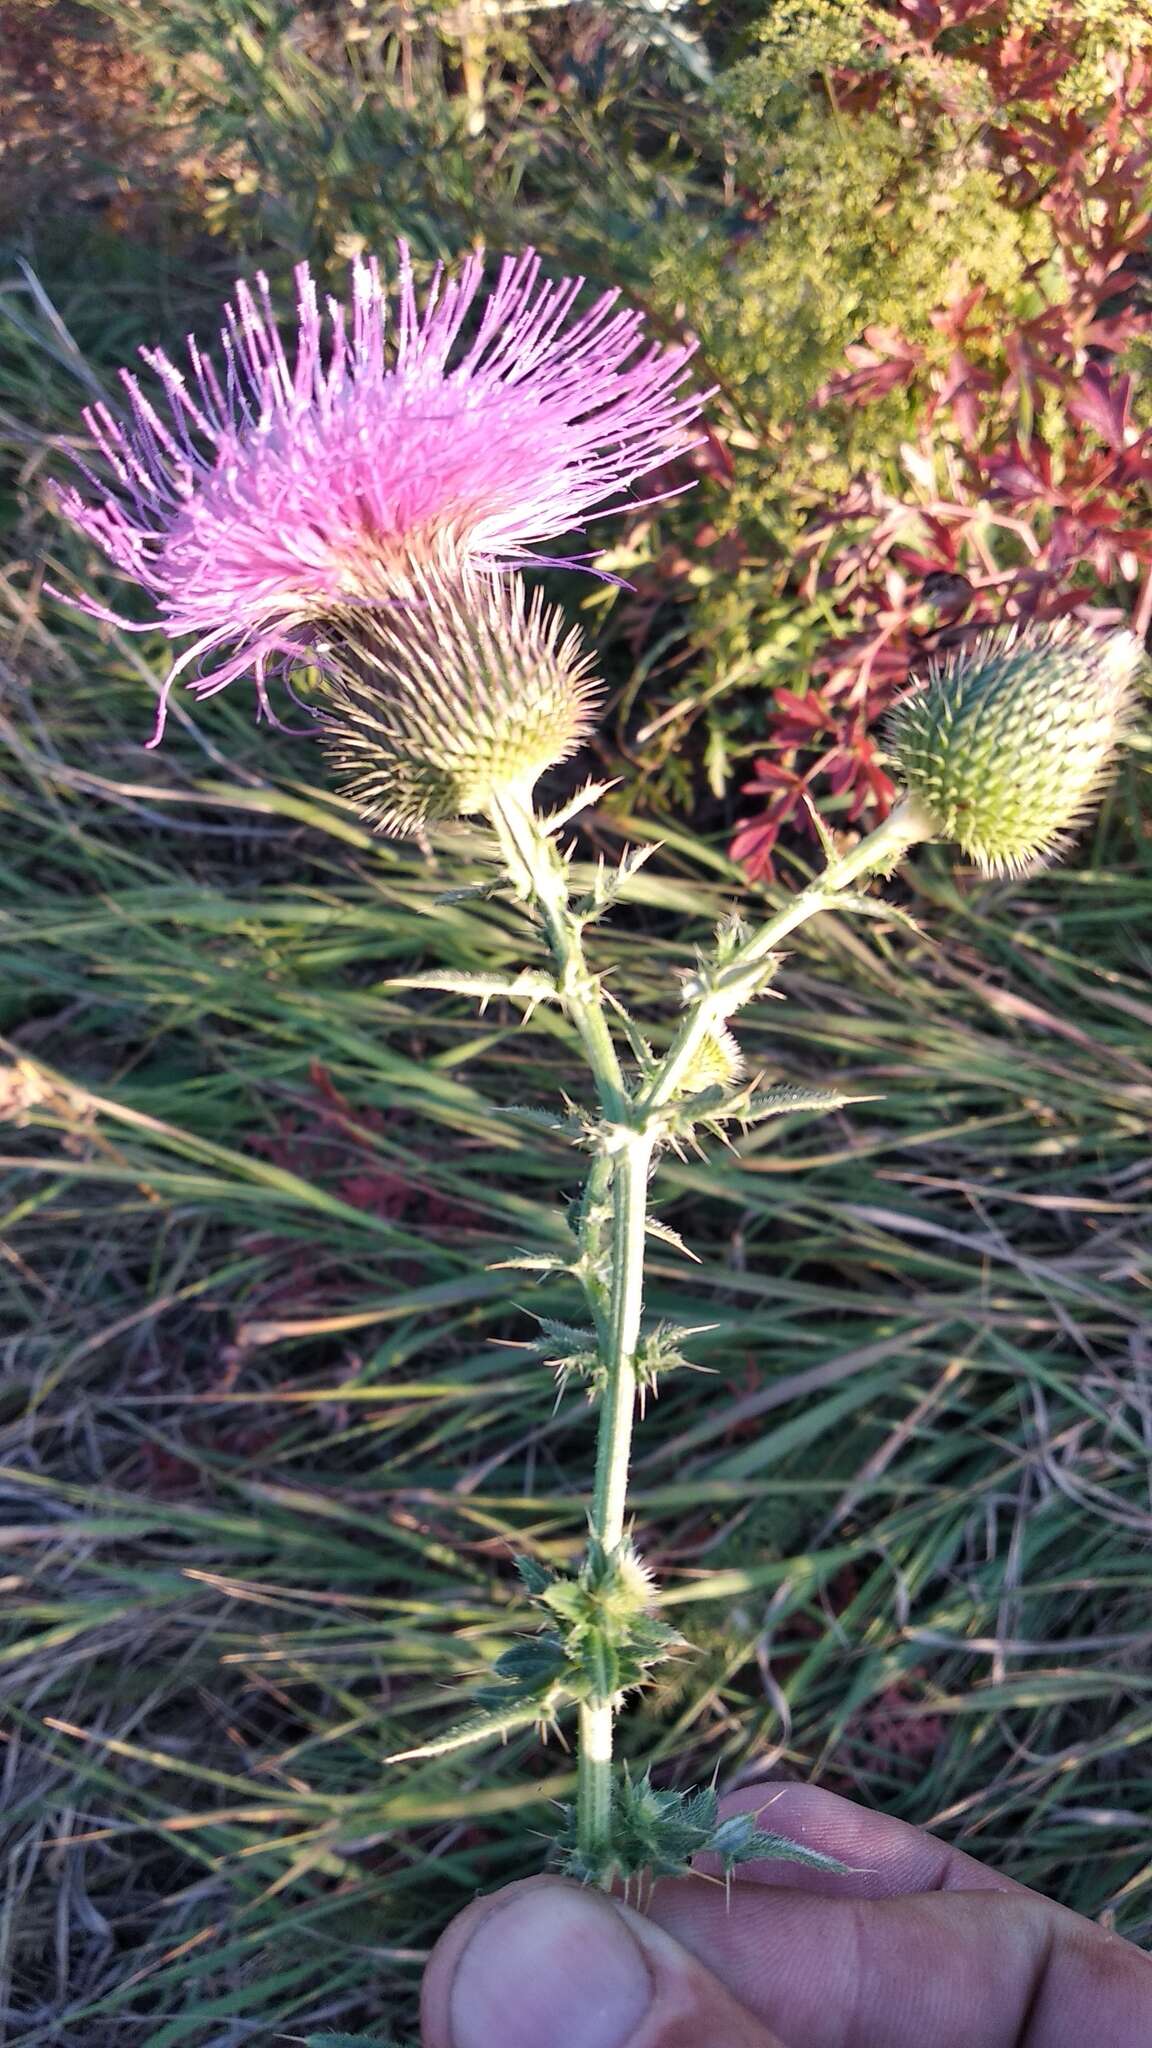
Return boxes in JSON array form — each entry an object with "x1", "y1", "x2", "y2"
[
  {"x1": 697, "y1": 1782, "x2": 1023, "y2": 1897},
  {"x1": 421, "y1": 1873, "x2": 790, "y2": 2048},
  {"x1": 645, "y1": 1878, "x2": 1152, "y2": 2048}
]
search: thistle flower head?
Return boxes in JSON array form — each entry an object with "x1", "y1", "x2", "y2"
[
  {"x1": 886, "y1": 620, "x2": 1143, "y2": 874},
  {"x1": 57, "y1": 246, "x2": 700, "y2": 739},
  {"x1": 317, "y1": 552, "x2": 601, "y2": 835}
]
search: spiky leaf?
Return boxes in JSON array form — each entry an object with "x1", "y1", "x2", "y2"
[
  {"x1": 385, "y1": 968, "x2": 557, "y2": 1014},
  {"x1": 386, "y1": 1697, "x2": 553, "y2": 1762},
  {"x1": 555, "y1": 1770, "x2": 850, "y2": 1885},
  {"x1": 645, "y1": 1215, "x2": 701, "y2": 1261},
  {"x1": 736, "y1": 1083, "x2": 878, "y2": 1123}
]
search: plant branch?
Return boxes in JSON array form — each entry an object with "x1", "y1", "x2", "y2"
[
  {"x1": 639, "y1": 797, "x2": 933, "y2": 1115},
  {"x1": 484, "y1": 784, "x2": 930, "y2": 1887},
  {"x1": 579, "y1": 1126, "x2": 653, "y2": 1875},
  {"x1": 487, "y1": 785, "x2": 626, "y2": 1118}
]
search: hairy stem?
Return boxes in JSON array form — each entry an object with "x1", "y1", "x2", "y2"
[
  {"x1": 579, "y1": 1127, "x2": 653, "y2": 1875},
  {"x1": 487, "y1": 787, "x2": 626, "y2": 1117},
  {"x1": 640, "y1": 797, "x2": 932, "y2": 1114},
  {"x1": 484, "y1": 784, "x2": 928, "y2": 1884},
  {"x1": 593, "y1": 1132, "x2": 653, "y2": 1552},
  {"x1": 577, "y1": 1697, "x2": 614, "y2": 1869},
  {"x1": 487, "y1": 787, "x2": 660, "y2": 1878},
  {"x1": 575, "y1": 1150, "x2": 614, "y2": 1347}
]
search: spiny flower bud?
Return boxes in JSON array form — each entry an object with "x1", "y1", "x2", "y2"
[
  {"x1": 317, "y1": 556, "x2": 601, "y2": 835},
  {"x1": 887, "y1": 620, "x2": 1143, "y2": 874}
]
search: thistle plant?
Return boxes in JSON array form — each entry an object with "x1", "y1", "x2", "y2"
[{"x1": 56, "y1": 248, "x2": 1144, "y2": 1890}]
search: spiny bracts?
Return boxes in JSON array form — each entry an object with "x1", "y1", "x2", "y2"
[
  {"x1": 886, "y1": 620, "x2": 1143, "y2": 874},
  {"x1": 317, "y1": 552, "x2": 601, "y2": 834}
]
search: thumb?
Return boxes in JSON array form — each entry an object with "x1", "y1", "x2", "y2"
[{"x1": 421, "y1": 1874, "x2": 788, "y2": 2048}]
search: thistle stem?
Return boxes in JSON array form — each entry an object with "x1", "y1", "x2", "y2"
[
  {"x1": 484, "y1": 784, "x2": 930, "y2": 1888},
  {"x1": 577, "y1": 1699, "x2": 614, "y2": 1871},
  {"x1": 578, "y1": 1126, "x2": 654, "y2": 1877},
  {"x1": 640, "y1": 797, "x2": 932, "y2": 1115},
  {"x1": 486, "y1": 785, "x2": 656, "y2": 1880},
  {"x1": 487, "y1": 787, "x2": 626, "y2": 1117},
  {"x1": 593, "y1": 1132, "x2": 653, "y2": 1553}
]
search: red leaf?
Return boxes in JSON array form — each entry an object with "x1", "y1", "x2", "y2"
[
  {"x1": 985, "y1": 440, "x2": 1054, "y2": 500},
  {"x1": 740, "y1": 757, "x2": 799, "y2": 796},
  {"x1": 816, "y1": 326, "x2": 923, "y2": 409},
  {"x1": 772, "y1": 686, "x2": 834, "y2": 734},
  {"x1": 1067, "y1": 367, "x2": 1133, "y2": 450},
  {"x1": 730, "y1": 815, "x2": 783, "y2": 883}
]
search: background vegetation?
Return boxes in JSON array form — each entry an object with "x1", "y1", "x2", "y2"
[{"x1": 2, "y1": 2, "x2": 1151, "y2": 2041}]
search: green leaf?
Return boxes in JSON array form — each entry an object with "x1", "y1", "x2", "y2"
[
  {"x1": 708, "y1": 1816, "x2": 850, "y2": 1876},
  {"x1": 803, "y1": 791, "x2": 842, "y2": 866},
  {"x1": 490, "y1": 1104, "x2": 582, "y2": 1136},
  {"x1": 539, "y1": 779, "x2": 619, "y2": 835},
  {"x1": 491, "y1": 1636, "x2": 569, "y2": 1691},
  {"x1": 488, "y1": 1251, "x2": 572, "y2": 1277},
  {"x1": 384, "y1": 969, "x2": 558, "y2": 1014},
  {"x1": 433, "y1": 877, "x2": 508, "y2": 905},
  {"x1": 555, "y1": 1771, "x2": 850, "y2": 1885},
  {"x1": 574, "y1": 842, "x2": 659, "y2": 921},
  {"x1": 737, "y1": 1083, "x2": 879, "y2": 1120},
  {"x1": 385, "y1": 1696, "x2": 549, "y2": 1762},
  {"x1": 645, "y1": 1215, "x2": 701, "y2": 1261},
  {"x1": 530, "y1": 1316, "x2": 600, "y2": 1356},
  {"x1": 515, "y1": 1555, "x2": 557, "y2": 1597},
  {"x1": 831, "y1": 892, "x2": 928, "y2": 939}
]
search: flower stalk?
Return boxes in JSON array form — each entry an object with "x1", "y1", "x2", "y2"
[
  {"x1": 468, "y1": 603, "x2": 1140, "y2": 1876},
  {"x1": 577, "y1": 1123, "x2": 654, "y2": 1871},
  {"x1": 486, "y1": 786, "x2": 626, "y2": 1118},
  {"x1": 640, "y1": 796, "x2": 935, "y2": 1116},
  {"x1": 479, "y1": 781, "x2": 949, "y2": 1883}
]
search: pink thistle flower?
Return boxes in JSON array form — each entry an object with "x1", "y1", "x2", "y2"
[{"x1": 56, "y1": 246, "x2": 701, "y2": 742}]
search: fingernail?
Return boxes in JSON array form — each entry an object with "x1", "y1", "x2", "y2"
[{"x1": 449, "y1": 1884, "x2": 653, "y2": 2048}]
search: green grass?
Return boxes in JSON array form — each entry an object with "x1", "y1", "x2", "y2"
[{"x1": 2, "y1": 589, "x2": 1151, "y2": 2039}]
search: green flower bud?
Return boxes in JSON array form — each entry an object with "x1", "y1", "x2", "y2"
[
  {"x1": 887, "y1": 620, "x2": 1143, "y2": 874},
  {"x1": 317, "y1": 556, "x2": 601, "y2": 836}
]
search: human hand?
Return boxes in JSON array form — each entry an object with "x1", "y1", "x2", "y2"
[{"x1": 420, "y1": 1782, "x2": 1152, "y2": 2047}]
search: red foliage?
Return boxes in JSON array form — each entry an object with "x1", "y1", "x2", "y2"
[
  {"x1": 252, "y1": 1062, "x2": 482, "y2": 1231},
  {"x1": 140, "y1": 1422, "x2": 284, "y2": 1499},
  {"x1": 731, "y1": 2, "x2": 1152, "y2": 877},
  {"x1": 853, "y1": 1676, "x2": 947, "y2": 1769}
]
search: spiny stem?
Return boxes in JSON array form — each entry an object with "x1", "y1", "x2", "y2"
[
  {"x1": 575, "y1": 1150, "x2": 614, "y2": 1347},
  {"x1": 577, "y1": 1698, "x2": 614, "y2": 1872},
  {"x1": 487, "y1": 786, "x2": 626, "y2": 1117},
  {"x1": 640, "y1": 797, "x2": 932, "y2": 1114},
  {"x1": 484, "y1": 784, "x2": 928, "y2": 1887},
  {"x1": 593, "y1": 1132, "x2": 653, "y2": 1552},
  {"x1": 580, "y1": 1127, "x2": 653, "y2": 1879},
  {"x1": 486, "y1": 786, "x2": 656, "y2": 1879}
]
